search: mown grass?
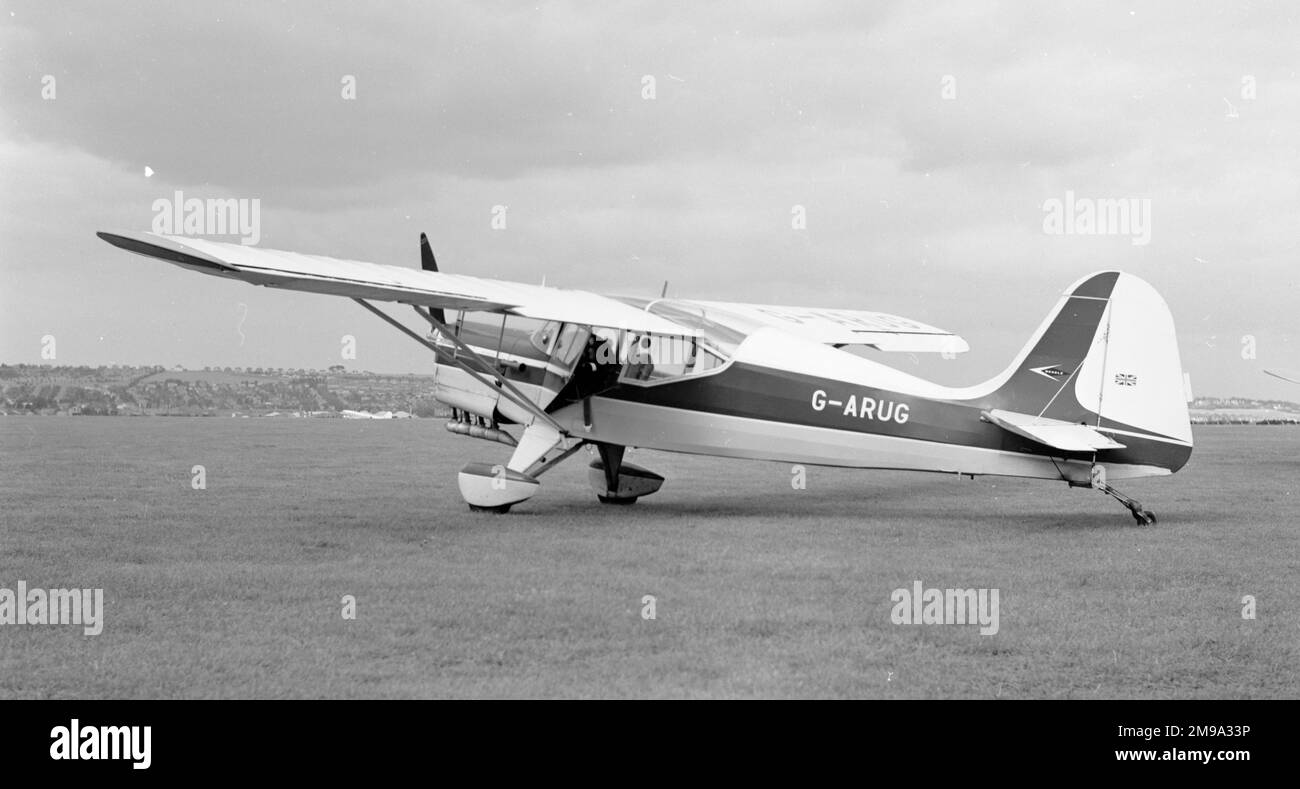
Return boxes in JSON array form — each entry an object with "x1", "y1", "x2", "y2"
[{"x1": 1, "y1": 417, "x2": 1296, "y2": 698}]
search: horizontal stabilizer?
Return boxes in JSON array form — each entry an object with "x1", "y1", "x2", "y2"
[{"x1": 981, "y1": 408, "x2": 1125, "y2": 452}]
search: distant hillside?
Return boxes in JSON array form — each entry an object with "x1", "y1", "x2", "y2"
[
  {"x1": 0, "y1": 364, "x2": 448, "y2": 417},
  {"x1": 5, "y1": 364, "x2": 1299, "y2": 423},
  {"x1": 1189, "y1": 397, "x2": 1300, "y2": 424}
]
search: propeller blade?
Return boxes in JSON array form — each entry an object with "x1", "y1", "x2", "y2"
[
  {"x1": 419, "y1": 232, "x2": 438, "y2": 272},
  {"x1": 420, "y1": 233, "x2": 446, "y2": 324}
]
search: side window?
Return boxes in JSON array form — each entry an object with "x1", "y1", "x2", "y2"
[
  {"x1": 551, "y1": 323, "x2": 587, "y2": 367},
  {"x1": 692, "y1": 346, "x2": 724, "y2": 374},
  {"x1": 623, "y1": 335, "x2": 656, "y2": 381},
  {"x1": 644, "y1": 336, "x2": 692, "y2": 380},
  {"x1": 620, "y1": 335, "x2": 722, "y2": 383}
]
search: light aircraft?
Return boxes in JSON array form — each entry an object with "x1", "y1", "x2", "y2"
[{"x1": 98, "y1": 230, "x2": 1193, "y2": 524}]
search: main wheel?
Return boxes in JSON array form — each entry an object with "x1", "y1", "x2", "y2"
[
  {"x1": 468, "y1": 503, "x2": 513, "y2": 514},
  {"x1": 597, "y1": 495, "x2": 638, "y2": 505}
]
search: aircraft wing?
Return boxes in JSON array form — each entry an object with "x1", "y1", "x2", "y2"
[
  {"x1": 981, "y1": 409, "x2": 1125, "y2": 452},
  {"x1": 687, "y1": 299, "x2": 969, "y2": 353},
  {"x1": 1265, "y1": 368, "x2": 1300, "y2": 385},
  {"x1": 97, "y1": 231, "x2": 698, "y2": 337}
]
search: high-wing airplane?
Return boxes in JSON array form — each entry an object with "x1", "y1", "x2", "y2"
[{"x1": 98, "y1": 230, "x2": 1193, "y2": 524}]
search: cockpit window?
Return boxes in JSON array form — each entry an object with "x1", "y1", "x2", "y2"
[
  {"x1": 529, "y1": 320, "x2": 562, "y2": 356},
  {"x1": 619, "y1": 332, "x2": 731, "y2": 384},
  {"x1": 551, "y1": 323, "x2": 586, "y2": 366}
]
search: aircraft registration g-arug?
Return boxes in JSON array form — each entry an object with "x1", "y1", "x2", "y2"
[{"x1": 98, "y1": 230, "x2": 1193, "y2": 524}]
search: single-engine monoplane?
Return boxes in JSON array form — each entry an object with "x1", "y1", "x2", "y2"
[{"x1": 99, "y1": 230, "x2": 1192, "y2": 523}]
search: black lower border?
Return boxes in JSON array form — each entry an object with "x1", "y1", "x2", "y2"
[{"x1": 2, "y1": 699, "x2": 1287, "y2": 777}]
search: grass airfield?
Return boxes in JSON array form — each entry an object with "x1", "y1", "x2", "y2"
[{"x1": 1, "y1": 416, "x2": 1296, "y2": 699}]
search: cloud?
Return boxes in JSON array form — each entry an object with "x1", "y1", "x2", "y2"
[{"x1": 1, "y1": 0, "x2": 1297, "y2": 397}]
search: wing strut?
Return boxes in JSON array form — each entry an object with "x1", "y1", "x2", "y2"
[{"x1": 351, "y1": 298, "x2": 565, "y2": 433}]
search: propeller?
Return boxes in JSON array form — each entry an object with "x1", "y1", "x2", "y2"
[{"x1": 419, "y1": 232, "x2": 446, "y2": 324}]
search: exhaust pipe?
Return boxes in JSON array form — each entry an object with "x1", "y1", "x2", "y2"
[
  {"x1": 444, "y1": 419, "x2": 517, "y2": 447},
  {"x1": 483, "y1": 427, "x2": 518, "y2": 447}
]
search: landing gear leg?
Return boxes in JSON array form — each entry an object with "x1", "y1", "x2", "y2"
[
  {"x1": 1094, "y1": 478, "x2": 1157, "y2": 525},
  {"x1": 597, "y1": 444, "x2": 625, "y2": 495}
]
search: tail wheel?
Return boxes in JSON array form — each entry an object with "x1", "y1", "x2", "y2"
[{"x1": 1132, "y1": 509, "x2": 1156, "y2": 526}]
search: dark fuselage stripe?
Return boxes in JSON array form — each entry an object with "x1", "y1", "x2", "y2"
[{"x1": 598, "y1": 362, "x2": 1192, "y2": 471}]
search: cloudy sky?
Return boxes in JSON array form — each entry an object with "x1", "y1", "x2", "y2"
[{"x1": 2, "y1": 0, "x2": 1297, "y2": 398}]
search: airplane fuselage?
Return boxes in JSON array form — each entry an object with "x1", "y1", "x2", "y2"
[{"x1": 437, "y1": 317, "x2": 1191, "y2": 486}]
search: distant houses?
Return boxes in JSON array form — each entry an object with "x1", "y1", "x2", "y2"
[{"x1": 0, "y1": 363, "x2": 448, "y2": 417}]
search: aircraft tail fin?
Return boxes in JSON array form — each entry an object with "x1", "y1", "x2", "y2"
[{"x1": 980, "y1": 271, "x2": 1192, "y2": 468}]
